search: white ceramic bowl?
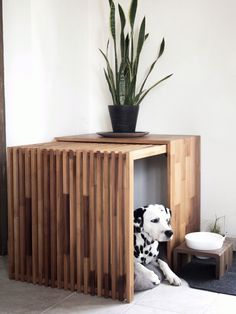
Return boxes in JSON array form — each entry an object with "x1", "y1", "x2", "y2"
[{"x1": 185, "y1": 232, "x2": 225, "y2": 250}]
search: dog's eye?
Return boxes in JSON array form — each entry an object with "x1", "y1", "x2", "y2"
[
  {"x1": 151, "y1": 218, "x2": 160, "y2": 223},
  {"x1": 166, "y1": 219, "x2": 171, "y2": 225}
]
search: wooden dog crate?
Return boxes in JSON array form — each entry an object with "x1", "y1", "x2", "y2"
[{"x1": 7, "y1": 134, "x2": 200, "y2": 302}]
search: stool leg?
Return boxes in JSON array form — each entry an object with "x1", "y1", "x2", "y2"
[{"x1": 173, "y1": 251, "x2": 179, "y2": 273}]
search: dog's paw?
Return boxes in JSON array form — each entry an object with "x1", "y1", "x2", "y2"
[
  {"x1": 167, "y1": 274, "x2": 181, "y2": 286},
  {"x1": 147, "y1": 271, "x2": 161, "y2": 285}
]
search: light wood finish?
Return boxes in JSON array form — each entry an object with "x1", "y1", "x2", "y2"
[{"x1": 7, "y1": 134, "x2": 200, "y2": 303}]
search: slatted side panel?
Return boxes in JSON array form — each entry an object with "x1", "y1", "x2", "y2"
[
  {"x1": 167, "y1": 137, "x2": 200, "y2": 264},
  {"x1": 7, "y1": 148, "x2": 132, "y2": 301}
]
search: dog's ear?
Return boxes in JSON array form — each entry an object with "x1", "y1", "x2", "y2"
[
  {"x1": 166, "y1": 207, "x2": 172, "y2": 217},
  {"x1": 134, "y1": 207, "x2": 146, "y2": 233}
]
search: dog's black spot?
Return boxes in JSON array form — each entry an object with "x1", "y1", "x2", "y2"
[
  {"x1": 144, "y1": 250, "x2": 148, "y2": 254},
  {"x1": 149, "y1": 252, "x2": 153, "y2": 257},
  {"x1": 134, "y1": 234, "x2": 136, "y2": 246},
  {"x1": 165, "y1": 206, "x2": 168, "y2": 214},
  {"x1": 141, "y1": 257, "x2": 146, "y2": 264},
  {"x1": 134, "y1": 226, "x2": 141, "y2": 233},
  {"x1": 134, "y1": 207, "x2": 146, "y2": 229},
  {"x1": 134, "y1": 251, "x2": 139, "y2": 258},
  {"x1": 140, "y1": 245, "x2": 143, "y2": 253}
]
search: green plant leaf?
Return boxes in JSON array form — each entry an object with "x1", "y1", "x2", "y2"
[
  {"x1": 118, "y1": 5, "x2": 126, "y2": 60},
  {"x1": 109, "y1": 0, "x2": 116, "y2": 41},
  {"x1": 136, "y1": 74, "x2": 173, "y2": 105},
  {"x1": 136, "y1": 17, "x2": 146, "y2": 58},
  {"x1": 104, "y1": 69, "x2": 116, "y2": 104},
  {"x1": 100, "y1": 49, "x2": 117, "y2": 103},
  {"x1": 158, "y1": 38, "x2": 165, "y2": 58},
  {"x1": 118, "y1": 4, "x2": 126, "y2": 30},
  {"x1": 124, "y1": 75, "x2": 136, "y2": 105},
  {"x1": 119, "y1": 67, "x2": 126, "y2": 105},
  {"x1": 129, "y1": 0, "x2": 138, "y2": 30}
]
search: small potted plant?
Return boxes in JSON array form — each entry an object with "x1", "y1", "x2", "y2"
[
  {"x1": 100, "y1": 0, "x2": 173, "y2": 133},
  {"x1": 209, "y1": 215, "x2": 226, "y2": 236}
]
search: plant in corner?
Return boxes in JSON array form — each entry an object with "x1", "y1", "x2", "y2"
[{"x1": 100, "y1": 0, "x2": 173, "y2": 133}]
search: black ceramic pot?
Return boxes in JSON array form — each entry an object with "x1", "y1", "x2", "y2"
[{"x1": 108, "y1": 105, "x2": 139, "y2": 133}]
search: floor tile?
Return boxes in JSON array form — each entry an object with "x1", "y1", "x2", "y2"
[
  {"x1": 204, "y1": 293, "x2": 236, "y2": 314},
  {"x1": 124, "y1": 304, "x2": 181, "y2": 314},
  {"x1": 0, "y1": 276, "x2": 72, "y2": 314},
  {"x1": 135, "y1": 283, "x2": 218, "y2": 314},
  {"x1": 43, "y1": 293, "x2": 132, "y2": 314}
]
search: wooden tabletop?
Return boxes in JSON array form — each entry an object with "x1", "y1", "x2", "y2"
[
  {"x1": 174, "y1": 240, "x2": 233, "y2": 257},
  {"x1": 55, "y1": 133, "x2": 200, "y2": 145}
]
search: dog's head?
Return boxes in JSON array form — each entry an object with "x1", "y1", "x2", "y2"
[{"x1": 134, "y1": 204, "x2": 173, "y2": 242}]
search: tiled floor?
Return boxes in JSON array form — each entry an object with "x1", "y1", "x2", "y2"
[{"x1": 1, "y1": 257, "x2": 236, "y2": 314}]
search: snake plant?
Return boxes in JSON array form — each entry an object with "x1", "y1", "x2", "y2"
[{"x1": 100, "y1": 0, "x2": 173, "y2": 106}]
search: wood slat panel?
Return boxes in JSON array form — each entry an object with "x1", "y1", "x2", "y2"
[
  {"x1": 76, "y1": 151, "x2": 82, "y2": 292},
  {"x1": 31, "y1": 149, "x2": 38, "y2": 284},
  {"x1": 82, "y1": 151, "x2": 89, "y2": 294},
  {"x1": 109, "y1": 152, "x2": 116, "y2": 299},
  {"x1": 56, "y1": 150, "x2": 63, "y2": 288},
  {"x1": 69, "y1": 150, "x2": 76, "y2": 291},
  {"x1": 19, "y1": 149, "x2": 26, "y2": 281},
  {"x1": 13, "y1": 148, "x2": 20, "y2": 281},
  {"x1": 43, "y1": 150, "x2": 50, "y2": 286},
  {"x1": 89, "y1": 151, "x2": 96, "y2": 295},
  {"x1": 25, "y1": 149, "x2": 32, "y2": 283},
  {"x1": 62, "y1": 150, "x2": 69, "y2": 290},
  {"x1": 37, "y1": 149, "x2": 43, "y2": 285},
  {"x1": 117, "y1": 152, "x2": 124, "y2": 301},
  {"x1": 95, "y1": 152, "x2": 102, "y2": 296},
  {"x1": 103, "y1": 152, "x2": 109, "y2": 298},
  {"x1": 49, "y1": 150, "x2": 56, "y2": 287},
  {"x1": 7, "y1": 148, "x2": 14, "y2": 279},
  {"x1": 124, "y1": 153, "x2": 134, "y2": 302}
]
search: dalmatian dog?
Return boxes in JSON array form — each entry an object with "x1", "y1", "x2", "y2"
[{"x1": 134, "y1": 204, "x2": 181, "y2": 290}]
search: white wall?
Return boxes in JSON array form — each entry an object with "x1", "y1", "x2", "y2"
[
  {"x1": 3, "y1": 0, "x2": 90, "y2": 146},
  {"x1": 3, "y1": 0, "x2": 236, "y2": 237}
]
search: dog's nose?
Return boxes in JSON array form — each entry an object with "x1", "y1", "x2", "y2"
[{"x1": 165, "y1": 230, "x2": 173, "y2": 238}]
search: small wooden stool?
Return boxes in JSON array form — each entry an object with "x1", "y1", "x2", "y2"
[{"x1": 173, "y1": 239, "x2": 233, "y2": 279}]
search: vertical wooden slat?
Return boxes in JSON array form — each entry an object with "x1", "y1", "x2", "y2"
[
  {"x1": 96, "y1": 152, "x2": 102, "y2": 296},
  {"x1": 56, "y1": 150, "x2": 63, "y2": 288},
  {"x1": 19, "y1": 149, "x2": 26, "y2": 281},
  {"x1": 25, "y1": 149, "x2": 32, "y2": 283},
  {"x1": 13, "y1": 148, "x2": 20, "y2": 281},
  {"x1": 76, "y1": 151, "x2": 82, "y2": 292},
  {"x1": 49, "y1": 150, "x2": 56, "y2": 287},
  {"x1": 31, "y1": 149, "x2": 38, "y2": 284},
  {"x1": 62, "y1": 150, "x2": 69, "y2": 290},
  {"x1": 89, "y1": 151, "x2": 96, "y2": 295},
  {"x1": 43, "y1": 149, "x2": 50, "y2": 286},
  {"x1": 69, "y1": 150, "x2": 76, "y2": 291},
  {"x1": 124, "y1": 153, "x2": 134, "y2": 302},
  {"x1": 83, "y1": 151, "x2": 89, "y2": 294},
  {"x1": 7, "y1": 148, "x2": 14, "y2": 279},
  {"x1": 103, "y1": 152, "x2": 109, "y2": 298},
  {"x1": 109, "y1": 152, "x2": 116, "y2": 299},
  {"x1": 117, "y1": 152, "x2": 124, "y2": 301},
  {"x1": 37, "y1": 149, "x2": 43, "y2": 285}
]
